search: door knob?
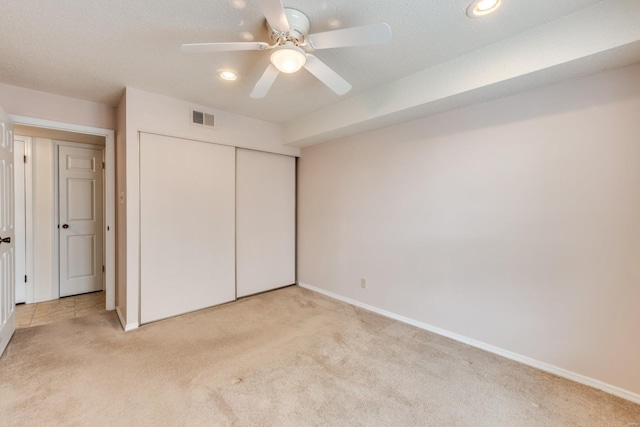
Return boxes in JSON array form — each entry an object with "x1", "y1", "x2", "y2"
[
  {"x1": 62, "y1": 224, "x2": 69, "y2": 229},
  {"x1": 0, "y1": 237, "x2": 10, "y2": 244}
]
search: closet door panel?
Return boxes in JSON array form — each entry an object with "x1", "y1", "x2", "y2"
[
  {"x1": 236, "y1": 149, "x2": 295, "y2": 297},
  {"x1": 140, "y1": 133, "x2": 235, "y2": 324}
]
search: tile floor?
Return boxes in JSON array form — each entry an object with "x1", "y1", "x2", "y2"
[{"x1": 15, "y1": 291, "x2": 106, "y2": 328}]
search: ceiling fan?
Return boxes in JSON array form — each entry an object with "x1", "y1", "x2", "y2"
[{"x1": 180, "y1": 0, "x2": 392, "y2": 99}]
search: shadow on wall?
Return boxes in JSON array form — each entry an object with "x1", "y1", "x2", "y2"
[{"x1": 373, "y1": 57, "x2": 640, "y2": 144}]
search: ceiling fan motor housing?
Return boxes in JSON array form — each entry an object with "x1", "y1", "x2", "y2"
[{"x1": 268, "y1": 8, "x2": 310, "y2": 45}]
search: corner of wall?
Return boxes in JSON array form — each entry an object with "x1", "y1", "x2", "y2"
[{"x1": 115, "y1": 90, "x2": 128, "y2": 324}]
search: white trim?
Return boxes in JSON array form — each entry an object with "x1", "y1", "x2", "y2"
[
  {"x1": 13, "y1": 136, "x2": 35, "y2": 303},
  {"x1": 115, "y1": 306, "x2": 139, "y2": 332},
  {"x1": 125, "y1": 323, "x2": 139, "y2": 332},
  {"x1": 52, "y1": 142, "x2": 60, "y2": 300},
  {"x1": 24, "y1": 138, "x2": 34, "y2": 304},
  {"x1": 9, "y1": 115, "x2": 116, "y2": 311},
  {"x1": 13, "y1": 137, "x2": 27, "y2": 304},
  {"x1": 298, "y1": 281, "x2": 640, "y2": 405},
  {"x1": 137, "y1": 131, "x2": 141, "y2": 326},
  {"x1": 104, "y1": 126, "x2": 115, "y2": 310}
]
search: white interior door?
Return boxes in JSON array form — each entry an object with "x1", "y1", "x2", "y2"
[
  {"x1": 236, "y1": 149, "x2": 296, "y2": 297},
  {"x1": 13, "y1": 138, "x2": 26, "y2": 304},
  {"x1": 0, "y1": 109, "x2": 16, "y2": 357},
  {"x1": 140, "y1": 133, "x2": 236, "y2": 324},
  {"x1": 58, "y1": 145, "x2": 104, "y2": 297}
]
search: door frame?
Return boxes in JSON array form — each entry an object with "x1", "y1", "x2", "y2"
[
  {"x1": 10, "y1": 115, "x2": 115, "y2": 311},
  {"x1": 54, "y1": 141, "x2": 105, "y2": 298},
  {"x1": 12, "y1": 136, "x2": 30, "y2": 304}
]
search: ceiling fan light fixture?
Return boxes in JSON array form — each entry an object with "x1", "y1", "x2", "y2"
[
  {"x1": 467, "y1": 0, "x2": 501, "y2": 17},
  {"x1": 270, "y1": 44, "x2": 307, "y2": 74}
]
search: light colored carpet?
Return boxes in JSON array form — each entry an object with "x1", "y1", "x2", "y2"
[{"x1": 1, "y1": 285, "x2": 638, "y2": 426}]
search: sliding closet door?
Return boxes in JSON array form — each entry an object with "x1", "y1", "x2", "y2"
[
  {"x1": 236, "y1": 149, "x2": 295, "y2": 297},
  {"x1": 140, "y1": 133, "x2": 235, "y2": 324}
]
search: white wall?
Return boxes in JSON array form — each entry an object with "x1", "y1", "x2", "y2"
[
  {"x1": 297, "y1": 63, "x2": 640, "y2": 399},
  {"x1": 125, "y1": 87, "x2": 298, "y2": 157},
  {"x1": 14, "y1": 126, "x2": 104, "y2": 145}
]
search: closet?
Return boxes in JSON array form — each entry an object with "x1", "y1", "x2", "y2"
[
  {"x1": 139, "y1": 133, "x2": 295, "y2": 324},
  {"x1": 236, "y1": 148, "x2": 295, "y2": 297}
]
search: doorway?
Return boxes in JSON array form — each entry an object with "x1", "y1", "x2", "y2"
[
  {"x1": 10, "y1": 117, "x2": 115, "y2": 312},
  {"x1": 15, "y1": 133, "x2": 105, "y2": 303},
  {"x1": 57, "y1": 143, "x2": 104, "y2": 297}
]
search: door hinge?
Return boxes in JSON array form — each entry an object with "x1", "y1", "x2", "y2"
[
  {"x1": 102, "y1": 265, "x2": 105, "y2": 273},
  {"x1": 23, "y1": 155, "x2": 27, "y2": 163},
  {"x1": 102, "y1": 161, "x2": 105, "y2": 169},
  {"x1": 25, "y1": 275, "x2": 27, "y2": 283}
]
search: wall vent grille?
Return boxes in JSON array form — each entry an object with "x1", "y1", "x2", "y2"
[{"x1": 191, "y1": 109, "x2": 215, "y2": 128}]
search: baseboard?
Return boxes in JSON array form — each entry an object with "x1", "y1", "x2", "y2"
[
  {"x1": 124, "y1": 322, "x2": 139, "y2": 332},
  {"x1": 298, "y1": 282, "x2": 640, "y2": 405},
  {"x1": 115, "y1": 306, "x2": 139, "y2": 332}
]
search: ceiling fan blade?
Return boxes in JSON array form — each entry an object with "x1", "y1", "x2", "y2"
[
  {"x1": 308, "y1": 23, "x2": 392, "y2": 50},
  {"x1": 180, "y1": 42, "x2": 268, "y2": 53},
  {"x1": 303, "y1": 55, "x2": 352, "y2": 95},
  {"x1": 255, "y1": 0, "x2": 290, "y2": 33},
  {"x1": 250, "y1": 64, "x2": 280, "y2": 99}
]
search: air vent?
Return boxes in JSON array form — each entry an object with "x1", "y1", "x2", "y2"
[{"x1": 191, "y1": 109, "x2": 215, "y2": 128}]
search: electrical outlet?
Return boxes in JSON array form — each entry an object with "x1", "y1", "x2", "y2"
[{"x1": 360, "y1": 278, "x2": 367, "y2": 289}]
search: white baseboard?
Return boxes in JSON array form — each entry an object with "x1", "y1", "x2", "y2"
[
  {"x1": 298, "y1": 282, "x2": 640, "y2": 405},
  {"x1": 115, "y1": 306, "x2": 139, "y2": 332},
  {"x1": 124, "y1": 322, "x2": 139, "y2": 332}
]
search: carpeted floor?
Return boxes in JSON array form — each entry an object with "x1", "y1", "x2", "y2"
[{"x1": 1, "y1": 285, "x2": 638, "y2": 426}]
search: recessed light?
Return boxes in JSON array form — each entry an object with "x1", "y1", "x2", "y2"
[
  {"x1": 328, "y1": 19, "x2": 342, "y2": 29},
  {"x1": 230, "y1": 0, "x2": 246, "y2": 9},
  {"x1": 218, "y1": 69, "x2": 238, "y2": 81},
  {"x1": 239, "y1": 31, "x2": 254, "y2": 41},
  {"x1": 467, "y1": 0, "x2": 501, "y2": 17}
]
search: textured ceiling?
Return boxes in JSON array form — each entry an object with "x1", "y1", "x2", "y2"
[{"x1": 0, "y1": 0, "x2": 620, "y2": 122}]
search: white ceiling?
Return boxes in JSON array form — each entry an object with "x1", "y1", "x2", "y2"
[{"x1": 1, "y1": 0, "x2": 639, "y2": 147}]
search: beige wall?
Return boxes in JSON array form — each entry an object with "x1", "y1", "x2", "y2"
[
  {"x1": 14, "y1": 125, "x2": 104, "y2": 145},
  {"x1": 31, "y1": 138, "x2": 55, "y2": 302},
  {"x1": 0, "y1": 83, "x2": 115, "y2": 130},
  {"x1": 115, "y1": 94, "x2": 127, "y2": 320},
  {"x1": 297, "y1": 63, "x2": 640, "y2": 397}
]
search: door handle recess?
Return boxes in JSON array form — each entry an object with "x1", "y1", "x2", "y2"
[
  {"x1": 62, "y1": 224, "x2": 69, "y2": 229},
  {"x1": 0, "y1": 237, "x2": 10, "y2": 244}
]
